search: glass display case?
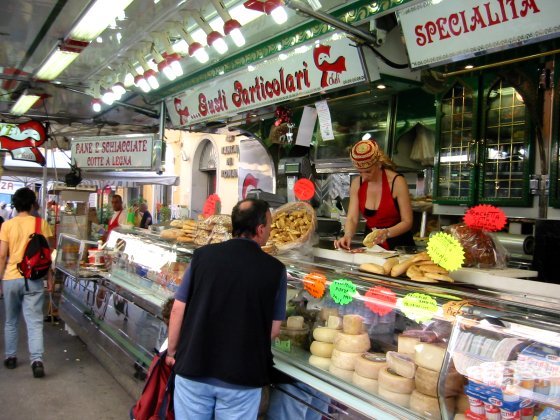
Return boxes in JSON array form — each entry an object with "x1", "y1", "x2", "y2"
[
  {"x1": 55, "y1": 234, "x2": 100, "y2": 279},
  {"x1": 270, "y1": 255, "x2": 560, "y2": 420}
]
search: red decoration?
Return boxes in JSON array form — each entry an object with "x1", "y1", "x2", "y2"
[
  {"x1": 364, "y1": 286, "x2": 397, "y2": 316},
  {"x1": 294, "y1": 178, "x2": 315, "y2": 201},
  {"x1": 274, "y1": 106, "x2": 292, "y2": 127},
  {"x1": 203, "y1": 194, "x2": 221, "y2": 217},
  {"x1": 304, "y1": 272, "x2": 327, "y2": 299},
  {"x1": 464, "y1": 204, "x2": 507, "y2": 231}
]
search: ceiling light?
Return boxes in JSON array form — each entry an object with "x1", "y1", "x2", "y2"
[
  {"x1": 35, "y1": 38, "x2": 90, "y2": 81},
  {"x1": 152, "y1": 32, "x2": 184, "y2": 78},
  {"x1": 91, "y1": 98, "x2": 102, "y2": 113},
  {"x1": 464, "y1": 64, "x2": 474, "y2": 69},
  {"x1": 10, "y1": 91, "x2": 42, "y2": 116},
  {"x1": 176, "y1": 25, "x2": 210, "y2": 63},
  {"x1": 112, "y1": 82, "x2": 126, "y2": 98},
  {"x1": 244, "y1": 0, "x2": 288, "y2": 24},
  {"x1": 210, "y1": 0, "x2": 246, "y2": 47},
  {"x1": 151, "y1": 43, "x2": 175, "y2": 81},
  {"x1": 377, "y1": 84, "x2": 386, "y2": 89},
  {"x1": 127, "y1": 62, "x2": 151, "y2": 92},
  {"x1": 193, "y1": 14, "x2": 228, "y2": 55},
  {"x1": 101, "y1": 89, "x2": 115, "y2": 105},
  {"x1": 69, "y1": 0, "x2": 134, "y2": 41},
  {"x1": 136, "y1": 50, "x2": 159, "y2": 90}
]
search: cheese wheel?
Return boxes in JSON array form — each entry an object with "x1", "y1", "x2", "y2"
[
  {"x1": 287, "y1": 316, "x2": 304, "y2": 329},
  {"x1": 354, "y1": 353, "x2": 387, "y2": 379},
  {"x1": 378, "y1": 386, "x2": 411, "y2": 408},
  {"x1": 333, "y1": 332, "x2": 370, "y2": 353},
  {"x1": 386, "y1": 351, "x2": 416, "y2": 379},
  {"x1": 352, "y1": 372, "x2": 379, "y2": 394},
  {"x1": 398, "y1": 335, "x2": 420, "y2": 355},
  {"x1": 310, "y1": 341, "x2": 334, "y2": 358},
  {"x1": 313, "y1": 327, "x2": 339, "y2": 343},
  {"x1": 415, "y1": 366, "x2": 464, "y2": 397},
  {"x1": 319, "y1": 307, "x2": 339, "y2": 322},
  {"x1": 308, "y1": 355, "x2": 330, "y2": 370},
  {"x1": 329, "y1": 364, "x2": 354, "y2": 382},
  {"x1": 331, "y1": 348, "x2": 362, "y2": 370},
  {"x1": 415, "y1": 343, "x2": 446, "y2": 372},
  {"x1": 343, "y1": 314, "x2": 363, "y2": 335},
  {"x1": 327, "y1": 316, "x2": 343, "y2": 330},
  {"x1": 409, "y1": 390, "x2": 456, "y2": 418},
  {"x1": 378, "y1": 367, "x2": 415, "y2": 394}
]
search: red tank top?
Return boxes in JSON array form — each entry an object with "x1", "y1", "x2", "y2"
[{"x1": 358, "y1": 170, "x2": 401, "y2": 230}]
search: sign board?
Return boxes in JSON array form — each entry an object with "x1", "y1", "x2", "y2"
[
  {"x1": 166, "y1": 34, "x2": 375, "y2": 127},
  {"x1": 397, "y1": 0, "x2": 560, "y2": 68},
  {"x1": 71, "y1": 134, "x2": 157, "y2": 171},
  {"x1": 0, "y1": 180, "x2": 25, "y2": 194},
  {"x1": 0, "y1": 121, "x2": 47, "y2": 165}
]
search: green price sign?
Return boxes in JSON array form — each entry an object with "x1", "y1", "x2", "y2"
[
  {"x1": 329, "y1": 279, "x2": 357, "y2": 305},
  {"x1": 401, "y1": 292, "x2": 438, "y2": 323},
  {"x1": 273, "y1": 337, "x2": 291, "y2": 353}
]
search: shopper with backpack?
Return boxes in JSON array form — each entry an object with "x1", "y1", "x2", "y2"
[{"x1": 0, "y1": 187, "x2": 54, "y2": 378}]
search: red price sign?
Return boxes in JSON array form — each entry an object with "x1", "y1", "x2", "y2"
[
  {"x1": 294, "y1": 178, "x2": 315, "y2": 201},
  {"x1": 203, "y1": 194, "x2": 221, "y2": 217},
  {"x1": 464, "y1": 204, "x2": 506, "y2": 231},
  {"x1": 304, "y1": 272, "x2": 327, "y2": 299},
  {"x1": 364, "y1": 286, "x2": 396, "y2": 316}
]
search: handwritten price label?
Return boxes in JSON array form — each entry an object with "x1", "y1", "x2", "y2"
[
  {"x1": 329, "y1": 279, "x2": 356, "y2": 305},
  {"x1": 364, "y1": 286, "x2": 396, "y2": 316},
  {"x1": 202, "y1": 194, "x2": 221, "y2": 217},
  {"x1": 427, "y1": 232, "x2": 464, "y2": 271},
  {"x1": 294, "y1": 178, "x2": 315, "y2": 201},
  {"x1": 304, "y1": 272, "x2": 327, "y2": 299},
  {"x1": 464, "y1": 204, "x2": 507, "y2": 231},
  {"x1": 401, "y1": 292, "x2": 438, "y2": 323}
]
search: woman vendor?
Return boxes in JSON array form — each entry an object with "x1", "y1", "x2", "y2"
[{"x1": 334, "y1": 139, "x2": 415, "y2": 250}]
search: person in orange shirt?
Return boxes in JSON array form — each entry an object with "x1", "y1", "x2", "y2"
[{"x1": 0, "y1": 187, "x2": 53, "y2": 377}]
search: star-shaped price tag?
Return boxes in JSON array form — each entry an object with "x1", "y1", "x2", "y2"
[
  {"x1": 304, "y1": 272, "x2": 327, "y2": 299},
  {"x1": 364, "y1": 286, "x2": 396, "y2": 317},
  {"x1": 329, "y1": 279, "x2": 357, "y2": 305},
  {"x1": 427, "y1": 232, "x2": 465, "y2": 271},
  {"x1": 294, "y1": 178, "x2": 315, "y2": 201},
  {"x1": 464, "y1": 204, "x2": 507, "y2": 231}
]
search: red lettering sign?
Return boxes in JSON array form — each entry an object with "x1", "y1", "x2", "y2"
[
  {"x1": 464, "y1": 204, "x2": 507, "y2": 231},
  {"x1": 0, "y1": 121, "x2": 46, "y2": 165}
]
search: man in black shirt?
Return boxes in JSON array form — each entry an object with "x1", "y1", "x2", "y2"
[{"x1": 166, "y1": 198, "x2": 287, "y2": 419}]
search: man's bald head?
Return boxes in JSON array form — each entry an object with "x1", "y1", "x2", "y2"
[{"x1": 231, "y1": 198, "x2": 270, "y2": 239}]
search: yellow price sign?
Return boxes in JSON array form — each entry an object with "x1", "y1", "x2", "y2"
[{"x1": 427, "y1": 232, "x2": 464, "y2": 271}]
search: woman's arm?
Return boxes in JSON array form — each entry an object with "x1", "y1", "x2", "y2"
[
  {"x1": 335, "y1": 177, "x2": 361, "y2": 250},
  {"x1": 387, "y1": 175, "x2": 413, "y2": 238}
]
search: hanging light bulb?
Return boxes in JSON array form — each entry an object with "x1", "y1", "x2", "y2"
[
  {"x1": 128, "y1": 61, "x2": 151, "y2": 92},
  {"x1": 210, "y1": 0, "x2": 245, "y2": 47},
  {"x1": 193, "y1": 14, "x2": 228, "y2": 55},
  {"x1": 136, "y1": 50, "x2": 159, "y2": 90},
  {"x1": 151, "y1": 32, "x2": 184, "y2": 78},
  {"x1": 265, "y1": 0, "x2": 287, "y2": 24},
  {"x1": 150, "y1": 42, "x2": 175, "y2": 81},
  {"x1": 112, "y1": 82, "x2": 126, "y2": 99},
  {"x1": 176, "y1": 25, "x2": 209, "y2": 63},
  {"x1": 91, "y1": 98, "x2": 102, "y2": 112},
  {"x1": 101, "y1": 89, "x2": 115, "y2": 105}
]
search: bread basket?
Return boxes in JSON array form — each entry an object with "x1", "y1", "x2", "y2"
[{"x1": 268, "y1": 201, "x2": 316, "y2": 253}]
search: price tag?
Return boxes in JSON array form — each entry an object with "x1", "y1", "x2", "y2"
[
  {"x1": 273, "y1": 337, "x2": 291, "y2": 353},
  {"x1": 294, "y1": 178, "x2": 315, "y2": 201},
  {"x1": 464, "y1": 204, "x2": 507, "y2": 231},
  {"x1": 401, "y1": 293, "x2": 438, "y2": 323},
  {"x1": 364, "y1": 286, "x2": 396, "y2": 316},
  {"x1": 427, "y1": 232, "x2": 464, "y2": 271},
  {"x1": 329, "y1": 279, "x2": 356, "y2": 305},
  {"x1": 202, "y1": 194, "x2": 221, "y2": 217},
  {"x1": 304, "y1": 272, "x2": 327, "y2": 299}
]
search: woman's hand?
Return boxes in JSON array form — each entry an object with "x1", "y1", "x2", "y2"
[{"x1": 334, "y1": 235, "x2": 352, "y2": 250}]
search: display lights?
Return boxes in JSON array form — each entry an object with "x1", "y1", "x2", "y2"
[
  {"x1": 112, "y1": 82, "x2": 126, "y2": 99},
  {"x1": 69, "y1": 0, "x2": 134, "y2": 41},
  {"x1": 192, "y1": 14, "x2": 228, "y2": 55},
  {"x1": 243, "y1": 0, "x2": 288, "y2": 25},
  {"x1": 91, "y1": 98, "x2": 102, "y2": 113},
  {"x1": 151, "y1": 32, "x2": 184, "y2": 79},
  {"x1": 35, "y1": 39, "x2": 89, "y2": 81},
  {"x1": 175, "y1": 25, "x2": 209, "y2": 64},
  {"x1": 89, "y1": 82, "x2": 103, "y2": 112},
  {"x1": 10, "y1": 90, "x2": 43, "y2": 116},
  {"x1": 209, "y1": 0, "x2": 246, "y2": 47},
  {"x1": 136, "y1": 50, "x2": 159, "y2": 90},
  {"x1": 127, "y1": 62, "x2": 151, "y2": 92}
]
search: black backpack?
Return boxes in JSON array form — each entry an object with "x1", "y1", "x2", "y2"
[{"x1": 17, "y1": 217, "x2": 52, "y2": 291}]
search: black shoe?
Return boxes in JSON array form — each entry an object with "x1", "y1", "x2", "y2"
[
  {"x1": 31, "y1": 361, "x2": 44, "y2": 378},
  {"x1": 4, "y1": 357, "x2": 17, "y2": 369}
]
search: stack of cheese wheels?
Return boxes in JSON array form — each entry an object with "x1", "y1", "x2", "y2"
[
  {"x1": 378, "y1": 351, "x2": 417, "y2": 408},
  {"x1": 329, "y1": 314, "x2": 370, "y2": 382},
  {"x1": 352, "y1": 353, "x2": 387, "y2": 394},
  {"x1": 308, "y1": 316, "x2": 342, "y2": 370},
  {"x1": 410, "y1": 342, "x2": 458, "y2": 418}
]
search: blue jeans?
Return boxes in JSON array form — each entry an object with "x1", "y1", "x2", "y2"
[
  {"x1": 174, "y1": 375, "x2": 262, "y2": 420},
  {"x1": 3, "y1": 278, "x2": 45, "y2": 363}
]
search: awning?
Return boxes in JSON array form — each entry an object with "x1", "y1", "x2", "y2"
[{"x1": 1, "y1": 149, "x2": 178, "y2": 187}]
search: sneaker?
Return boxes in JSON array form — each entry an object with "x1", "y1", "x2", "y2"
[
  {"x1": 4, "y1": 357, "x2": 17, "y2": 369},
  {"x1": 31, "y1": 361, "x2": 44, "y2": 378}
]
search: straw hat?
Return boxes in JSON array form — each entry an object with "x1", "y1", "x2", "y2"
[{"x1": 350, "y1": 140, "x2": 381, "y2": 169}]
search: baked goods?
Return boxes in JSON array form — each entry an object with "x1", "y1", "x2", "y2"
[
  {"x1": 265, "y1": 202, "x2": 315, "y2": 252},
  {"x1": 363, "y1": 229, "x2": 384, "y2": 247},
  {"x1": 444, "y1": 223, "x2": 499, "y2": 268}
]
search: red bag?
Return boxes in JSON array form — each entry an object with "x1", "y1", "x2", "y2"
[
  {"x1": 130, "y1": 350, "x2": 175, "y2": 420},
  {"x1": 17, "y1": 217, "x2": 51, "y2": 291}
]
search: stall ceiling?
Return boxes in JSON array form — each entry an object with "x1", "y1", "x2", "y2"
[{"x1": 0, "y1": 0, "x2": 400, "y2": 140}]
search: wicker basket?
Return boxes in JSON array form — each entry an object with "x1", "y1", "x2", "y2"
[{"x1": 268, "y1": 201, "x2": 316, "y2": 253}]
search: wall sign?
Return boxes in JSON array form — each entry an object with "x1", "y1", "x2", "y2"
[
  {"x1": 71, "y1": 134, "x2": 156, "y2": 170},
  {"x1": 166, "y1": 34, "x2": 374, "y2": 127},
  {"x1": 0, "y1": 121, "x2": 46, "y2": 165},
  {"x1": 398, "y1": 0, "x2": 558, "y2": 68}
]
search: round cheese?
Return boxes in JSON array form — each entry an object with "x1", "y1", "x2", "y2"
[
  {"x1": 333, "y1": 332, "x2": 370, "y2": 353},
  {"x1": 343, "y1": 314, "x2": 363, "y2": 335},
  {"x1": 386, "y1": 351, "x2": 416, "y2": 379},
  {"x1": 414, "y1": 343, "x2": 446, "y2": 372},
  {"x1": 287, "y1": 316, "x2": 304, "y2": 330},
  {"x1": 415, "y1": 366, "x2": 465, "y2": 397},
  {"x1": 329, "y1": 364, "x2": 354, "y2": 382},
  {"x1": 354, "y1": 353, "x2": 387, "y2": 379},
  {"x1": 378, "y1": 386, "x2": 411, "y2": 408},
  {"x1": 319, "y1": 307, "x2": 339, "y2": 322},
  {"x1": 409, "y1": 390, "x2": 440, "y2": 418},
  {"x1": 352, "y1": 372, "x2": 379, "y2": 394},
  {"x1": 378, "y1": 367, "x2": 415, "y2": 394},
  {"x1": 313, "y1": 327, "x2": 339, "y2": 343},
  {"x1": 331, "y1": 348, "x2": 362, "y2": 370},
  {"x1": 308, "y1": 355, "x2": 330, "y2": 370},
  {"x1": 398, "y1": 335, "x2": 420, "y2": 355},
  {"x1": 310, "y1": 341, "x2": 334, "y2": 358},
  {"x1": 327, "y1": 315, "x2": 343, "y2": 330}
]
